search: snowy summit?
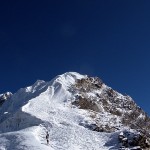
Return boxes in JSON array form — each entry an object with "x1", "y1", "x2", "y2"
[{"x1": 0, "y1": 72, "x2": 150, "y2": 150}]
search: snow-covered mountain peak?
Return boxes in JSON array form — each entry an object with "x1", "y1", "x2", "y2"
[
  {"x1": 0, "y1": 72, "x2": 150, "y2": 150},
  {"x1": 51, "y1": 72, "x2": 86, "y2": 89}
]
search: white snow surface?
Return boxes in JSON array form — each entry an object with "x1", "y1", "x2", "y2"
[{"x1": 0, "y1": 72, "x2": 120, "y2": 150}]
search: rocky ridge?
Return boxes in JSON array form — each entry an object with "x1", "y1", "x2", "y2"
[{"x1": 70, "y1": 76, "x2": 150, "y2": 149}]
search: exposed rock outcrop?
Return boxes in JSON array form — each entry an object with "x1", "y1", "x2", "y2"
[
  {"x1": 0, "y1": 92, "x2": 12, "y2": 106},
  {"x1": 118, "y1": 131, "x2": 150, "y2": 149},
  {"x1": 71, "y1": 76, "x2": 150, "y2": 149}
]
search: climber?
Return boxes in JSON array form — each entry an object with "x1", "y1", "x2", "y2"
[{"x1": 46, "y1": 131, "x2": 49, "y2": 145}]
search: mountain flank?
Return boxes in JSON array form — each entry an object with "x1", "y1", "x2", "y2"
[{"x1": 0, "y1": 72, "x2": 149, "y2": 150}]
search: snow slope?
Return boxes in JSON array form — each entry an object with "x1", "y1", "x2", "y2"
[{"x1": 0, "y1": 72, "x2": 141, "y2": 150}]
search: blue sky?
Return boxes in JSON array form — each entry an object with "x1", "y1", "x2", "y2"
[{"x1": 0, "y1": 0, "x2": 150, "y2": 114}]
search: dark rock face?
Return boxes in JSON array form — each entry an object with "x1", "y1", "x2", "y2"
[
  {"x1": 0, "y1": 92, "x2": 12, "y2": 106},
  {"x1": 72, "y1": 76, "x2": 149, "y2": 123},
  {"x1": 118, "y1": 131, "x2": 150, "y2": 149},
  {"x1": 71, "y1": 76, "x2": 150, "y2": 149},
  {"x1": 72, "y1": 96, "x2": 100, "y2": 112},
  {"x1": 79, "y1": 122, "x2": 117, "y2": 133},
  {"x1": 74, "y1": 77, "x2": 103, "y2": 92}
]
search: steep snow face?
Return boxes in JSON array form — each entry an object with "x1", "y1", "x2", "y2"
[
  {"x1": 0, "y1": 72, "x2": 84, "y2": 114},
  {"x1": 0, "y1": 72, "x2": 85, "y2": 125},
  {"x1": 0, "y1": 72, "x2": 149, "y2": 150},
  {"x1": 1, "y1": 72, "x2": 114, "y2": 150}
]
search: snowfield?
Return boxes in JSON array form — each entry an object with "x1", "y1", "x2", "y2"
[{"x1": 0, "y1": 72, "x2": 125, "y2": 150}]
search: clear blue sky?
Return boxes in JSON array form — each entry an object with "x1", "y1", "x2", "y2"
[{"x1": 0, "y1": 0, "x2": 150, "y2": 114}]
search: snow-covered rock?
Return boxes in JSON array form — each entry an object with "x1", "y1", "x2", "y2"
[
  {"x1": 0, "y1": 72, "x2": 149, "y2": 150},
  {"x1": 0, "y1": 92, "x2": 12, "y2": 106}
]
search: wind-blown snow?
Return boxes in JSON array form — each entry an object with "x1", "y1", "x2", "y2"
[{"x1": 0, "y1": 72, "x2": 121, "y2": 150}]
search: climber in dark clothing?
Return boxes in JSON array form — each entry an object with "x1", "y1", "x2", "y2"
[{"x1": 46, "y1": 131, "x2": 49, "y2": 145}]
